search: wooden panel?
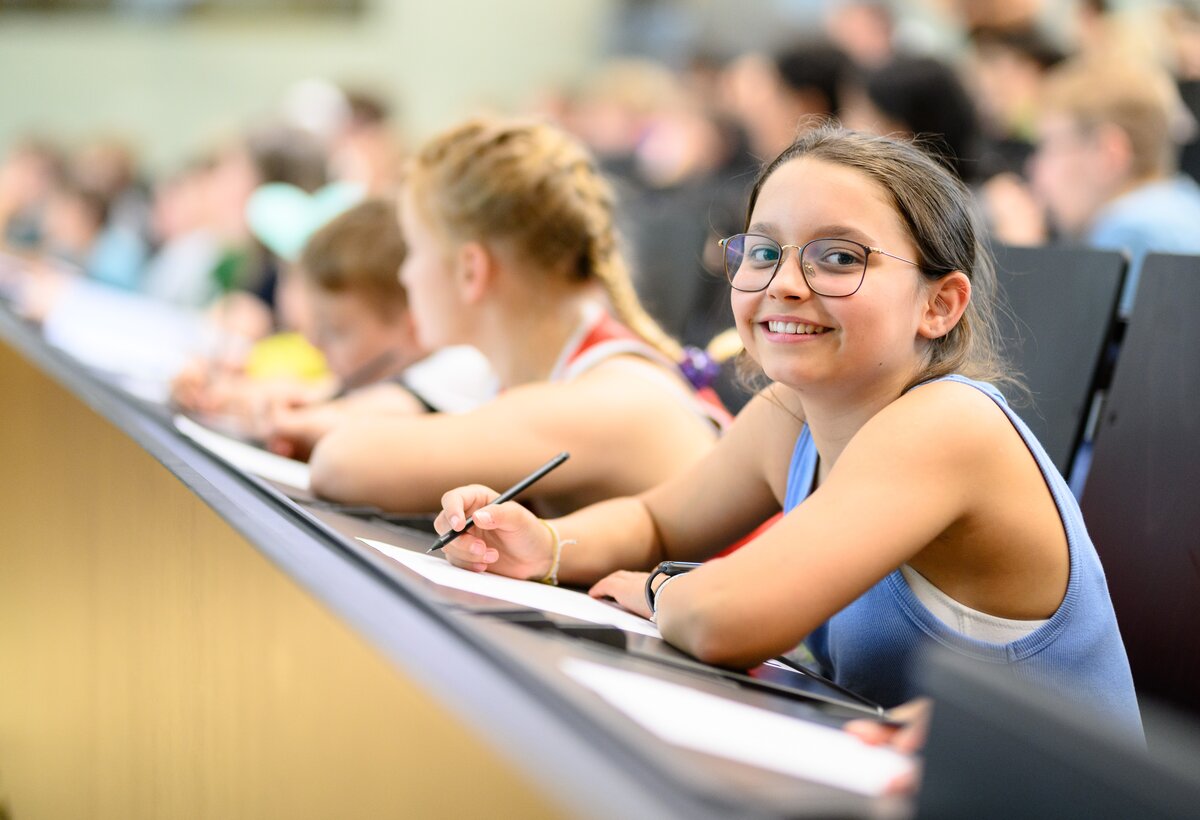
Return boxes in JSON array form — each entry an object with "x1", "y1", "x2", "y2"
[{"x1": 0, "y1": 341, "x2": 561, "y2": 820}]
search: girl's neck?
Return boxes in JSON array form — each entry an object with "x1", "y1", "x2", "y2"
[
  {"x1": 476, "y1": 287, "x2": 595, "y2": 388},
  {"x1": 797, "y1": 368, "x2": 921, "y2": 470}
]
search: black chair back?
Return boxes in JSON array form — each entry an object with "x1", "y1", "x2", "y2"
[
  {"x1": 1081, "y1": 253, "x2": 1200, "y2": 718},
  {"x1": 916, "y1": 648, "x2": 1200, "y2": 819},
  {"x1": 992, "y1": 244, "x2": 1126, "y2": 476}
]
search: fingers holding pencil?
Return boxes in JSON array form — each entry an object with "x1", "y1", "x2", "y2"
[
  {"x1": 429, "y1": 452, "x2": 569, "y2": 576},
  {"x1": 428, "y1": 452, "x2": 568, "y2": 548},
  {"x1": 435, "y1": 484, "x2": 500, "y2": 538},
  {"x1": 438, "y1": 497, "x2": 555, "y2": 579},
  {"x1": 433, "y1": 484, "x2": 556, "y2": 579}
]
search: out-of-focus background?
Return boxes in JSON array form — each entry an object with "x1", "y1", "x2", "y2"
[
  {"x1": 0, "y1": 0, "x2": 614, "y2": 169},
  {"x1": 4, "y1": 0, "x2": 1200, "y2": 388}
]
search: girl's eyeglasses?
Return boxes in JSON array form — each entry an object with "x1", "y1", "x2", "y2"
[{"x1": 719, "y1": 233, "x2": 920, "y2": 297}]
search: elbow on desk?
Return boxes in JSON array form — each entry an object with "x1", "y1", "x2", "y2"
[
  {"x1": 308, "y1": 429, "x2": 367, "y2": 503},
  {"x1": 658, "y1": 591, "x2": 767, "y2": 671}
]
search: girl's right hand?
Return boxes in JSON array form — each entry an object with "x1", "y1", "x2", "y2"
[{"x1": 435, "y1": 485, "x2": 554, "y2": 579}]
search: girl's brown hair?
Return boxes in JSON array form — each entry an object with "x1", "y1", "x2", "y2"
[
  {"x1": 745, "y1": 123, "x2": 1016, "y2": 393},
  {"x1": 405, "y1": 117, "x2": 684, "y2": 362},
  {"x1": 300, "y1": 199, "x2": 407, "y2": 319}
]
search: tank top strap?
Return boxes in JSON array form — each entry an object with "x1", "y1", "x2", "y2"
[{"x1": 783, "y1": 423, "x2": 818, "y2": 512}]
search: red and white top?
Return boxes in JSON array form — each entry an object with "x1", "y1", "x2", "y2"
[{"x1": 548, "y1": 305, "x2": 732, "y2": 431}]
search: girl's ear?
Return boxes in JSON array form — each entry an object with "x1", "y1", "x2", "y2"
[
  {"x1": 918, "y1": 270, "x2": 971, "y2": 340},
  {"x1": 455, "y1": 241, "x2": 493, "y2": 305}
]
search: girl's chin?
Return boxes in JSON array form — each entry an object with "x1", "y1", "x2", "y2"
[
  {"x1": 760, "y1": 356, "x2": 847, "y2": 388},
  {"x1": 760, "y1": 368, "x2": 819, "y2": 390}
]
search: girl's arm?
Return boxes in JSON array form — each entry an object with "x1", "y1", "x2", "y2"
[
  {"x1": 308, "y1": 361, "x2": 724, "y2": 514},
  {"x1": 436, "y1": 386, "x2": 800, "y2": 585},
  {"x1": 264, "y1": 383, "x2": 430, "y2": 460},
  {"x1": 654, "y1": 381, "x2": 1003, "y2": 668}
]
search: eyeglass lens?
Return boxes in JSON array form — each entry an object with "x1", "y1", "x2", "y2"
[{"x1": 724, "y1": 234, "x2": 868, "y2": 296}]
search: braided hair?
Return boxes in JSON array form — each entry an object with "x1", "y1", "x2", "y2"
[{"x1": 405, "y1": 117, "x2": 686, "y2": 364}]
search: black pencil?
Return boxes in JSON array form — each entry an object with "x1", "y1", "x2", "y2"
[
  {"x1": 330, "y1": 348, "x2": 399, "y2": 400},
  {"x1": 427, "y1": 452, "x2": 570, "y2": 553}
]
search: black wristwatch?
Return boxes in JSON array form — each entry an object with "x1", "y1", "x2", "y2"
[{"x1": 644, "y1": 561, "x2": 703, "y2": 612}]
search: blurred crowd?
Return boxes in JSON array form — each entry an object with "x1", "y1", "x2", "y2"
[{"x1": 3, "y1": 0, "x2": 1200, "y2": 395}]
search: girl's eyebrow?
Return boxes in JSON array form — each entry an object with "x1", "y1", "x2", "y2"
[
  {"x1": 746, "y1": 222, "x2": 875, "y2": 245},
  {"x1": 810, "y1": 224, "x2": 875, "y2": 244}
]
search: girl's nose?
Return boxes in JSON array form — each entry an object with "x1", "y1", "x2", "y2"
[{"x1": 767, "y1": 245, "x2": 814, "y2": 299}]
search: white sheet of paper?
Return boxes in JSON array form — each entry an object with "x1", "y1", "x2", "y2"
[
  {"x1": 174, "y1": 414, "x2": 311, "y2": 491},
  {"x1": 359, "y1": 537, "x2": 661, "y2": 638},
  {"x1": 561, "y1": 658, "x2": 914, "y2": 797},
  {"x1": 44, "y1": 281, "x2": 216, "y2": 390}
]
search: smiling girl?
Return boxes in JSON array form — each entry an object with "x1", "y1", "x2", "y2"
[{"x1": 433, "y1": 125, "x2": 1141, "y2": 734}]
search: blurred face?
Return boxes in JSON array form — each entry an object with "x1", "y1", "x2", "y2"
[
  {"x1": 0, "y1": 149, "x2": 57, "y2": 207},
  {"x1": 43, "y1": 192, "x2": 100, "y2": 254},
  {"x1": 968, "y1": 47, "x2": 1040, "y2": 132},
  {"x1": 636, "y1": 108, "x2": 723, "y2": 186},
  {"x1": 838, "y1": 84, "x2": 909, "y2": 138},
  {"x1": 397, "y1": 186, "x2": 467, "y2": 352},
  {"x1": 1029, "y1": 113, "x2": 1109, "y2": 237},
  {"x1": 307, "y1": 287, "x2": 407, "y2": 382},
  {"x1": 206, "y1": 145, "x2": 260, "y2": 239},
  {"x1": 731, "y1": 157, "x2": 929, "y2": 393},
  {"x1": 151, "y1": 172, "x2": 206, "y2": 242}
]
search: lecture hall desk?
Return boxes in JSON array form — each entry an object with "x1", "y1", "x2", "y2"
[{"x1": 0, "y1": 307, "x2": 906, "y2": 820}]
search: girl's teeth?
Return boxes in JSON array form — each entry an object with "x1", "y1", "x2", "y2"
[{"x1": 767, "y1": 321, "x2": 828, "y2": 335}]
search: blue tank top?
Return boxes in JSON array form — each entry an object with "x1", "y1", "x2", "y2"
[{"x1": 784, "y1": 375, "x2": 1142, "y2": 733}]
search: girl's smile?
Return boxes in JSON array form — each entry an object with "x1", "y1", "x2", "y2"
[{"x1": 757, "y1": 314, "x2": 835, "y2": 343}]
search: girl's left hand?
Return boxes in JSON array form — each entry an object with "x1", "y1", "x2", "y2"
[{"x1": 589, "y1": 570, "x2": 653, "y2": 620}]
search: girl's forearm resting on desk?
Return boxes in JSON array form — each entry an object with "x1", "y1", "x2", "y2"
[
  {"x1": 553, "y1": 496, "x2": 665, "y2": 586},
  {"x1": 651, "y1": 568, "x2": 779, "y2": 669}
]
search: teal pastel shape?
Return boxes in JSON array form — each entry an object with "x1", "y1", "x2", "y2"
[{"x1": 245, "y1": 181, "x2": 366, "y2": 262}]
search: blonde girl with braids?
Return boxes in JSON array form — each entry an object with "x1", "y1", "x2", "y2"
[
  {"x1": 433, "y1": 125, "x2": 1141, "y2": 738},
  {"x1": 309, "y1": 118, "x2": 728, "y2": 515}
]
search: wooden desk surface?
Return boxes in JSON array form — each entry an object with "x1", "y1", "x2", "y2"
[{"x1": 0, "y1": 309, "x2": 899, "y2": 820}]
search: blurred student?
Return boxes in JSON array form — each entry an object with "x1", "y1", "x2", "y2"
[
  {"x1": 309, "y1": 117, "x2": 729, "y2": 516},
  {"x1": 174, "y1": 196, "x2": 493, "y2": 451},
  {"x1": 963, "y1": 25, "x2": 1066, "y2": 244},
  {"x1": 722, "y1": 41, "x2": 851, "y2": 162},
  {"x1": 965, "y1": 25, "x2": 1064, "y2": 179},
  {"x1": 825, "y1": 0, "x2": 897, "y2": 69},
  {"x1": 1030, "y1": 56, "x2": 1200, "y2": 316},
  {"x1": 433, "y1": 125, "x2": 1142, "y2": 739},
  {"x1": 141, "y1": 160, "x2": 224, "y2": 309},
  {"x1": 69, "y1": 136, "x2": 153, "y2": 250},
  {"x1": 0, "y1": 137, "x2": 63, "y2": 251},
  {"x1": 40, "y1": 172, "x2": 147, "y2": 290},
  {"x1": 840, "y1": 54, "x2": 984, "y2": 184},
  {"x1": 261, "y1": 199, "x2": 493, "y2": 460},
  {"x1": 561, "y1": 58, "x2": 679, "y2": 184}
]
